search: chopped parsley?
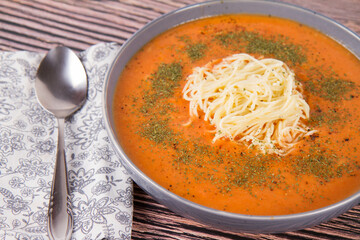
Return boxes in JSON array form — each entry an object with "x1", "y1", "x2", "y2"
[
  {"x1": 140, "y1": 118, "x2": 176, "y2": 145},
  {"x1": 141, "y1": 62, "x2": 182, "y2": 114},
  {"x1": 293, "y1": 146, "x2": 358, "y2": 182},
  {"x1": 178, "y1": 35, "x2": 208, "y2": 61},
  {"x1": 305, "y1": 67, "x2": 356, "y2": 102},
  {"x1": 151, "y1": 62, "x2": 182, "y2": 98},
  {"x1": 309, "y1": 106, "x2": 341, "y2": 129},
  {"x1": 215, "y1": 31, "x2": 307, "y2": 65},
  {"x1": 186, "y1": 43, "x2": 208, "y2": 61}
]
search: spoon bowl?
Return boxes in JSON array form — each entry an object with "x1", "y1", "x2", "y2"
[
  {"x1": 36, "y1": 46, "x2": 87, "y2": 240},
  {"x1": 36, "y1": 47, "x2": 87, "y2": 118}
]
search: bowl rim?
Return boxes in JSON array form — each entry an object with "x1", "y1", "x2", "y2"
[{"x1": 103, "y1": 0, "x2": 360, "y2": 226}]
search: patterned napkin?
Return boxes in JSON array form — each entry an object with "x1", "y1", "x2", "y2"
[{"x1": 0, "y1": 43, "x2": 133, "y2": 240}]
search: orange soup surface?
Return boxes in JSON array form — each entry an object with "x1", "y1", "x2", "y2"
[{"x1": 113, "y1": 15, "x2": 360, "y2": 215}]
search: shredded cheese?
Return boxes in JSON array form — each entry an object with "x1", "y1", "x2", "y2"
[{"x1": 183, "y1": 53, "x2": 316, "y2": 155}]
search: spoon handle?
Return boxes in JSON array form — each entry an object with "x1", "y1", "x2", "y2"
[{"x1": 48, "y1": 118, "x2": 73, "y2": 240}]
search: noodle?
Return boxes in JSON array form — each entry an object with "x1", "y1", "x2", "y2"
[{"x1": 182, "y1": 53, "x2": 316, "y2": 155}]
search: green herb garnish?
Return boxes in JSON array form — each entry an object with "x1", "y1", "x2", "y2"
[
  {"x1": 186, "y1": 43, "x2": 208, "y2": 61},
  {"x1": 140, "y1": 62, "x2": 182, "y2": 114},
  {"x1": 151, "y1": 62, "x2": 182, "y2": 98},
  {"x1": 178, "y1": 35, "x2": 208, "y2": 61},
  {"x1": 215, "y1": 31, "x2": 306, "y2": 65},
  {"x1": 305, "y1": 67, "x2": 355, "y2": 102},
  {"x1": 140, "y1": 118, "x2": 176, "y2": 144}
]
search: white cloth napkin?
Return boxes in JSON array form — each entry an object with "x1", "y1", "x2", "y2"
[{"x1": 0, "y1": 43, "x2": 133, "y2": 240}]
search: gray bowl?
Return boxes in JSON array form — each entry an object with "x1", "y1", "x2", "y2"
[{"x1": 103, "y1": 0, "x2": 360, "y2": 233}]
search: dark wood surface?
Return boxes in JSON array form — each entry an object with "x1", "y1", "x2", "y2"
[{"x1": 1, "y1": 0, "x2": 359, "y2": 239}]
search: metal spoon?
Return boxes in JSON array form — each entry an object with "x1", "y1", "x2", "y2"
[{"x1": 36, "y1": 46, "x2": 87, "y2": 240}]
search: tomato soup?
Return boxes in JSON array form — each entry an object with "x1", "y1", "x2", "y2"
[{"x1": 113, "y1": 15, "x2": 360, "y2": 215}]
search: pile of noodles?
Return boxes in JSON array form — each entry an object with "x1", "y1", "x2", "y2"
[{"x1": 183, "y1": 53, "x2": 316, "y2": 155}]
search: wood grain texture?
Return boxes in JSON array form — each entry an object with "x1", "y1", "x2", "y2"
[{"x1": 0, "y1": 0, "x2": 359, "y2": 239}]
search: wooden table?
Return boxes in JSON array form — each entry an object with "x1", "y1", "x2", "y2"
[{"x1": 1, "y1": 0, "x2": 359, "y2": 239}]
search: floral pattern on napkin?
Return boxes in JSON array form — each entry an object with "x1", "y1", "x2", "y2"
[{"x1": 0, "y1": 43, "x2": 133, "y2": 240}]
